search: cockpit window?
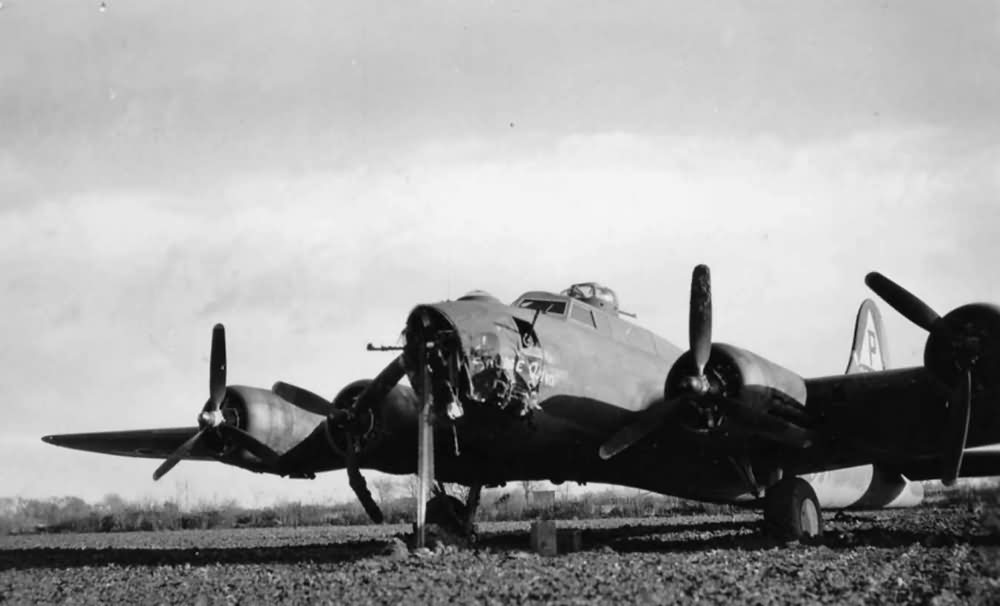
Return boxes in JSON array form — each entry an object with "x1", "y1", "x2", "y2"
[
  {"x1": 565, "y1": 283, "x2": 595, "y2": 300},
  {"x1": 518, "y1": 299, "x2": 567, "y2": 315},
  {"x1": 561, "y1": 282, "x2": 619, "y2": 313}
]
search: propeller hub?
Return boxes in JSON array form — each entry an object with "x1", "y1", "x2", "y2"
[
  {"x1": 679, "y1": 374, "x2": 711, "y2": 395},
  {"x1": 199, "y1": 409, "x2": 225, "y2": 428},
  {"x1": 925, "y1": 303, "x2": 1000, "y2": 385},
  {"x1": 153, "y1": 323, "x2": 229, "y2": 482}
]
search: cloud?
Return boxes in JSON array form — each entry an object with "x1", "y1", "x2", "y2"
[{"x1": 4, "y1": 0, "x2": 999, "y2": 203}]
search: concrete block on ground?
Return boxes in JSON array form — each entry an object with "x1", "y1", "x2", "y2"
[{"x1": 530, "y1": 520, "x2": 558, "y2": 556}]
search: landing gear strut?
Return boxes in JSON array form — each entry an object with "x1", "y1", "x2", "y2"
[{"x1": 763, "y1": 477, "x2": 823, "y2": 541}]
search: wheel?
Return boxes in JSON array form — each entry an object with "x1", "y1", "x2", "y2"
[
  {"x1": 763, "y1": 477, "x2": 823, "y2": 540},
  {"x1": 426, "y1": 494, "x2": 468, "y2": 534}
]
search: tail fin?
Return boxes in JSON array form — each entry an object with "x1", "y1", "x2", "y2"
[{"x1": 845, "y1": 299, "x2": 889, "y2": 373}]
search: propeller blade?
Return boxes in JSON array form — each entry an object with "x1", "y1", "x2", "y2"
[
  {"x1": 352, "y1": 355, "x2": 406, "y2": 416},
  {"x1": 864, "y1": 272, "x2": 940, "y2": 332},
  {"x1": 209, "y1": 323, "x2": 227, "y2": 410},
  {"x1": 272, "y1": 381, "x2": 333, "y2": 416},
  {"x1": 414, "y1": 343, "x2": 435, "y2": 548},
  {"x1": 153, "y1": 428, "x2": 206, "y2": 481},
  {"x1": 217, "y1": 425, "x2": 282, "y2": 468},
  {"x1": 690, "y1": 264, "x2": 712, "y2": 375},
  {"x1": 345, "y1": 438, "x2": 383, "y2": 523},
  {"x1": 599, "y1": 398, "x2": 683, "y2": 460},
  {"x1": 941, "y1": 370, "x2": 972, "y2": 486}
]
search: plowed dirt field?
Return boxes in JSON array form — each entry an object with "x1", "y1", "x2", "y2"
[{"x1": 2, "y1": 508, "x2": 998, "y2": 604}]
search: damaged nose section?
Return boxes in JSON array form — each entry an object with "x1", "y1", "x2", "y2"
[
  {"x1": 403, "y1": 303, "x2": 545, "y2": 420},
  {"x1": 404, "y1": 306, "x2": 465, "y2": 420}
]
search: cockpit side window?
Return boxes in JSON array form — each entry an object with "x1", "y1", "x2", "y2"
[
  {"x1": 568, "y1": 284, "x2": 595, "y2": 300},
  {"x1": 517, "y1": 299, "x2": 567, "y2": 316},
  {"x1": 562, "y1": 282, "x2": 619, "y2": 313}
]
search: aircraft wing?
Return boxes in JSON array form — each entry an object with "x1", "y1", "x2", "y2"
[
  {"x1": 41, "y1": 427, "x2": 216, "y2": 461},
  {"x1": 799, "y1": 366, "x2": 1000, "y2": 479},
  {"x1": 804, "y1": 367, "x2": 941, "y2": 459},
  {"x1": 788, "y1": 294, "x2": 1000, "y2": 482},
  {"x1": 895, "y1": 449, "x2": 1000, "y2": 481}
]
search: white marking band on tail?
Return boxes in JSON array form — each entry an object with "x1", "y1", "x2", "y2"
[
  {"x1": 855, "y1": 310, "x2": 884, "y2": 371},
  {"x1": 847, "y1": 300, "x2": 888, "y2": 374}
]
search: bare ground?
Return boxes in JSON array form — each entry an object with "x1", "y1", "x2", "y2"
[{"x1": 2, "y1": 507, "x2": 998, "y2": 605}]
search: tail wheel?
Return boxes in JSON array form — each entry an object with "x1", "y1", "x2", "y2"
[{"x1": 764, "y1": 477, "x2": 823, "y2": 540}]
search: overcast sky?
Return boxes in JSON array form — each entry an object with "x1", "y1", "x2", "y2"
[{"x1": 2, "y1": 1, "x2": 998, "y2": 506}]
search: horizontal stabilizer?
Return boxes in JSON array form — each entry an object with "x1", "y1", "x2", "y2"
[{"x1": 41, "y1": 427, "x2": 215, "y2": 460}]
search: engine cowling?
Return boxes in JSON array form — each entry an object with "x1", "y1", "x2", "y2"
[
  {"x1": 217, "y1": 386, "x2": 326, "y2": 468},
  {"x1": 925, "y1": 304, "x2": 1000, "y2": 397},
  {"x1": 665, "y1": 343, "x2": 809, "y2": 441},
  {"x1": 324, "y1": 379, "x2": 419, "y2": 458}
]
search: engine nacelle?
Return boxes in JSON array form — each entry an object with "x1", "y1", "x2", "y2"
[
  {"x1": 665, "y1": 343, "x2": 809, "y2": 436},
  {"x1": 924, "y1": 303, "x2": 1000, "y2": 384},
  {"x1": 325, "y1": 379, "x2": 419, "y2": 457},
  {"x1": 219, "y1": 386, "x2": 326, "y2": 468}
]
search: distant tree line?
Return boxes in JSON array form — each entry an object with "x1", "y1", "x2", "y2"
[
  {"x1": 0, "y1": 486, "x2": 738, "y2": 535},
  {"x1": 5, "y1": 479, "x2": 994, "y2": 535}
]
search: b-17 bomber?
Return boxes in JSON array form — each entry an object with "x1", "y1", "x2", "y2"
[{"x1": 43, "y1": 266, "x2": 1000, "y2": 545}]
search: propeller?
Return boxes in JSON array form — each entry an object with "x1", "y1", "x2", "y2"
[
  {"x1": 598, "y1": 397, "x2": 683, "y2": 460},
  {"x1": 942, "y1": 371, "x2": 972, "y2": 486},
  {"x1": 690, "y1": 264, "x2": 712, "y2": 380},
  {"x1": 864, "y1": 272, "x2": 974, "y2": 485},
  {"x1": 346, "y1": 435, "x2": 383, "y2": 523},
  {"x1": 864, "y1": 272, "x2": 940, "y2": 332},
  {"x1": 153, "y1": 427, "x2": 205, "y2": 481},
  {"x1": 599, "y1": 265, "x2": 715, "y2": 459},
  {"x1": 209, "y1": 322, "x2": 227, "y2": 409},
  {"x1": 272, "y1": 381, "x2": 334, "y2": 417},
  {"x1": 153, "y1": 324, "x2": 281, "y2": 481},
  {"x1": 274, "y1": 356, "x2": 406, "y2": 524}
]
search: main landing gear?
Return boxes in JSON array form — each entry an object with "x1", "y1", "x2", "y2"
[
  {"x1": 423, "y1": 483, "x2": 482, "y2": 543},
  {"x1": 763, "y1": 477, "x2": 823, "y2": 541}
]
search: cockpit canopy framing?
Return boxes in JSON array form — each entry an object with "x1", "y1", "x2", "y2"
[{"x1": 561, "y1": 282, "x2": 620, "y2": 314}]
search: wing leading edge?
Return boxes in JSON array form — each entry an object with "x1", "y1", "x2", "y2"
[{"x1": 42, "y1": 427, "x2": 216, "y2": 461}]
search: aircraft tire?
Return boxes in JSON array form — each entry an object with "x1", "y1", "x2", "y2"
[
  {"x1": 763, "y1": 477, "x2": 823, "y2": 541},
  {"x1": 426, "y1": 494, "x2": 468, "y2": 535}
]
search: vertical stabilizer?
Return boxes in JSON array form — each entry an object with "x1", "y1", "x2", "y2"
[
  {"x1": 833, "y1": 300, "x2": 920, "y2": 507},
  {"x1": 845, "y1": 299, "x2": 889, "y2": 373}
]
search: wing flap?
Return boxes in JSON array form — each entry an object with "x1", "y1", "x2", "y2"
[{"x1": 41, "y1": 427, "x2": 216, "y2": 460}]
